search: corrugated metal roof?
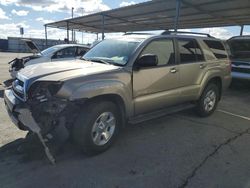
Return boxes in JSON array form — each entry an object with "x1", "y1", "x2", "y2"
[{"x1": 45, "y1": 0, "x2": 250, "y2": 33}]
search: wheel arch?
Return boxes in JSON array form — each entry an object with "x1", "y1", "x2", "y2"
[
  {"x1": 199, "y1": 75, "x2": 222, "y2": 100},
  {"x1": 83, "y1": 94, "x2": 127, "y2": 127},
  {"x1": 207, "y1": 77, "x2": 222, "y2": 100}
]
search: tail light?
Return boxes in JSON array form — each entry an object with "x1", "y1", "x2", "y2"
[{"x1": 228, "y1": 59, "x2": 232, "y2": 71}]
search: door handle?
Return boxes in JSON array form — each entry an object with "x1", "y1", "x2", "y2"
[
  {"x1": 170, "y1": 68, "x2": 177, "y2": 73},
  {"x1": 200, "y1": 64, "x2": 206, "y2": 69}
]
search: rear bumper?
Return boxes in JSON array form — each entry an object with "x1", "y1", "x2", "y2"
[
  {"x1": 222, "y1": 75, "x2": 232, "y2": 91},
  {"x1": 232, "y1": 72, "x2": 250, "y2": 81},
  {"x1": 4, "y1": 89, "x2": 41, "y2": 133}
]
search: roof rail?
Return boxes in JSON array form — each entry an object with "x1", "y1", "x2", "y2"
[
  {"x1": 161, "y1": 30, "x2": 213, "y2": 38},
  {"x1": 228, "y1": 35, "x2": 250, "y2": 40},
  {"x1": 124, "y1": 32, "x2": 155, "y2": 36}
]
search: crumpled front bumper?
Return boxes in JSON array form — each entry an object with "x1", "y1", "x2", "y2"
[
  {"x1": 4, "y1": 89, "x2": 64, "y2": 164},
  {"x1": 4, "y1": 89, "x2": 41, "y2": 133}
]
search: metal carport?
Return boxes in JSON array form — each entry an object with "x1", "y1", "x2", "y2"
[{"x1": 44, "y1": 0, "x2": 250, "y2": 44}]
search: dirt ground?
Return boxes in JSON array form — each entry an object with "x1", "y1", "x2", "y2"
[{"x1": 0, "y1": 52, "x2": 250, "y2": 188}]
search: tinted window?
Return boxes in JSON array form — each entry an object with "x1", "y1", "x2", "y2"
[
  {"x1": 204, "y1": 40, "x2": 227, "y2": 59},
  {"x1": 194, "y1": 41, "x2": 205, "y2": 61},
  {"x1": 55, "y1": 47, "x2": 76, "y2": 59},
  {"x1": 41, "y1": 46, "x2": 61, "y2": 56},
  {"x1": 140, "y1": 39, "x2": 175, "y2": 66},
  {"x1": 178, "y1": 39, "x2": 205, "y2": 64},
  {"x1": 228, "y1": 39, "x2": 250, "y2": 59},
  {"x1": 76, "y1": 47, "x2": 88, "y2": 56}
]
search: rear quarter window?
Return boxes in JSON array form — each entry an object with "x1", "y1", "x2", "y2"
[
  {"x1": 177, "y1": 38, "x2": 205, "y2": 64},
  {"x1": 203, "y1": 40, "x2": 228, "y2": 59}
]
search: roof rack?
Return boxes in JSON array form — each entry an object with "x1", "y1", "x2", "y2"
[
  {"x1": 161, "y1": 31, "x2": 213, "y2": 38},
  {"x1": 228, "y1": 35, "x2": 250, "y2": 40},
  {"x1": 124, "y1": 32, "x2": 155, "y2": 36}
]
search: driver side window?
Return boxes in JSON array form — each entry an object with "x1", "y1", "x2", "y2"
[
  {"x1": 53, "y1": 47, "x2": 76, "y2": 59},
  {"x1": 140, "y1": 39, "x2": 175, "y2": 66}
]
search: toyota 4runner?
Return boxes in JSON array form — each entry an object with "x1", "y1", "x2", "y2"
[{"x1": 4, "y1": 32, "x2": 231, "y2": 161}]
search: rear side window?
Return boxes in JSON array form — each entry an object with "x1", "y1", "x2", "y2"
[
  {"x1": 54, "y1": 47, "x2": 76, "y2": 59},
  {"x1": 76, "y1": 47, "x2": 88, "y2": 56},
  {"x1": 204, "y1": 40, "x2": 227, "y2": 59},
  {"x1": 178, "y1": 39, "x2": 205, "y2": 64},
  {"x1": 228, "y1": 39, "x2": 250, "y2": 59}
]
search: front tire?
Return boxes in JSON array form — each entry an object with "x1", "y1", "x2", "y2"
[
  {"x1": 196, "y1": 83, "x2": 219, "y2": 117},
  {"x1": 73, "y1": 101, "x2": 121, "y2": 155}
]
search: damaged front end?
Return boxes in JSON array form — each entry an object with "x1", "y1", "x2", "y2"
[
  {"x1": 4, "y1": 80, "x2": 80, "y2": 164},
  {"x1": 8, "y1": 55, "x2": 40, "y2": 78}
]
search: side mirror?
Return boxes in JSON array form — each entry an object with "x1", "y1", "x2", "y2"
[{"x1": 135, "y1": 54, "x2": 158, "y2": 69}]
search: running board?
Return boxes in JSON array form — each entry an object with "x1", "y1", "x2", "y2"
[{"x1": 129, "y1": 103, "x2": 195, "y2": 124}]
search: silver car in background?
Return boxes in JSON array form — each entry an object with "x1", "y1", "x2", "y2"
[{"x1": 9, "y1": 40, "x2": 90, "y2": 78}]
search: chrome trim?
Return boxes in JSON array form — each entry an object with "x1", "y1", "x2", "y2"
[{"x1": 15, "y1": 73, "x2": 29, "y2": 101}]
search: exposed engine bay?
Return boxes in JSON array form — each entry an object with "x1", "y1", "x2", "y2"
[
  {"x1": 8, "y1": 55, "x2": 40, "y2": 72},
  {"x1": 10, "y1": 79, "x2": 82, "y2": 164},
  {"x1": 24, "y1": 83, "x2": 81, "y2": 164},
  {"x1": 26, "y1": 99, "x2": 79, "y2": 164}
]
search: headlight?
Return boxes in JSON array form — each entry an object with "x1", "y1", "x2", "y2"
[{"x1": 28, "y1": 81, "x2": 63, "y2": 101}]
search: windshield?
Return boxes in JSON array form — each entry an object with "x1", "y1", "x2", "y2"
[
  {"x1": 229, "y1": 40, "x2": 250, "y2": 59},
  {"x1": 83, "y1": 39, "x2": 140, "y2": 66},
  {"x1": 41, "y1": 46, "x2": 61, "y2": 56}
]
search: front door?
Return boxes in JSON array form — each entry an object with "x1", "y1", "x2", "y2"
[{"x1": 133, "y1": 39, "x2": 180, "y2": 115}]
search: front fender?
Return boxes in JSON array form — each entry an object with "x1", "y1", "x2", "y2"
[{"x1": 69, "y1": 80, "x2": 133, "y2": 117}]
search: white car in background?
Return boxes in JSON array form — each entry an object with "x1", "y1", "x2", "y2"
[{"x1": 9, "y1": 40, "x2": 90, "y2": 78}]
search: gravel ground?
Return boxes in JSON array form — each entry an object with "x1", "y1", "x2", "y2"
[{"x1": 0, "y1": 52, "x2": 250, "y2": 188}]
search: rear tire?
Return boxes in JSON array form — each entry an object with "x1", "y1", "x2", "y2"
[
  {"x1": 73, "y1": 101, "x2": 121, "y2": 155},
  {"x1": 195, "y1": 83, "x2": 219, "y2": 117}
]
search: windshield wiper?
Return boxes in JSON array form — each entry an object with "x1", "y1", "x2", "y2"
[
  {"x1": 82, "y1": 57, "x2": 123, "y2": 66},
  {"x1": 80, "y1": 57, "x2": 87, "y2": 61},
  {"x1": 87, "y1": 58, "x2": 110, "y2": 65}
]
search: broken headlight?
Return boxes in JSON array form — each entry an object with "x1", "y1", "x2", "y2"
[{"x1": 28, "y1": 81, "x2": 63, "y2": 101}]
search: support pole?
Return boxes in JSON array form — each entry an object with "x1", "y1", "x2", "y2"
[
  {"x1": 240, "y1": 25, "x2": 244, "y2": 36},
  {"x1": 81, "y1": 8, "x2": 84, "y2": 44},
  {"x1": 67, "y1": 22, "x2": 69, "y2": 44},
  {"x1": 44, "y1": 25, "x2": 48, "y2": 47},
  {"x1": 72, "y1": 7, "x2": 74, "y2": 43},
  {"x1": 174, "y1": 0, "x2": 181, "y2": 32},
  {"x1": 102, "y1": 14, "x2": 105, "y2": 40}
]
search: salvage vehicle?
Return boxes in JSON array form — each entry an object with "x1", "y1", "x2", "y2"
[
  {"x1": 227, "y1": 36, "x2": 250, "y2": 80},
  {"x1": 4, "y1": 32, "x2": 231, "y2": 163},
  {"x1": 9, "y1": 39, "x2": 90, "y2": 78}
]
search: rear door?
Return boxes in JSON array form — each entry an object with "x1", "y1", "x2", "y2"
[
  {"x1": 133, "y1": 38, "x2": 180, "y2": 115},
  {"x1": 177, "y1": 38, "x2": 207, "y2": 101}
]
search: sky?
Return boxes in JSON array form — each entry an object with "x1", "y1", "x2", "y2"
[{"x1": 0, "y1": 0, "x2": 249, "y2": 44}]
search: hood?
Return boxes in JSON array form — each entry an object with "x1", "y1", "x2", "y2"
[
  {"x1": 22, "y1": 39, "x2": 40, "y2": 54},
  {"x1": 18, "y1": 59, "x2": 120, "y2": 82}
]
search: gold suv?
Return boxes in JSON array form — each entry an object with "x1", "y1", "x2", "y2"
[{"x1": 4, "y1": 32, "x2": 231, "y2": 157}]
